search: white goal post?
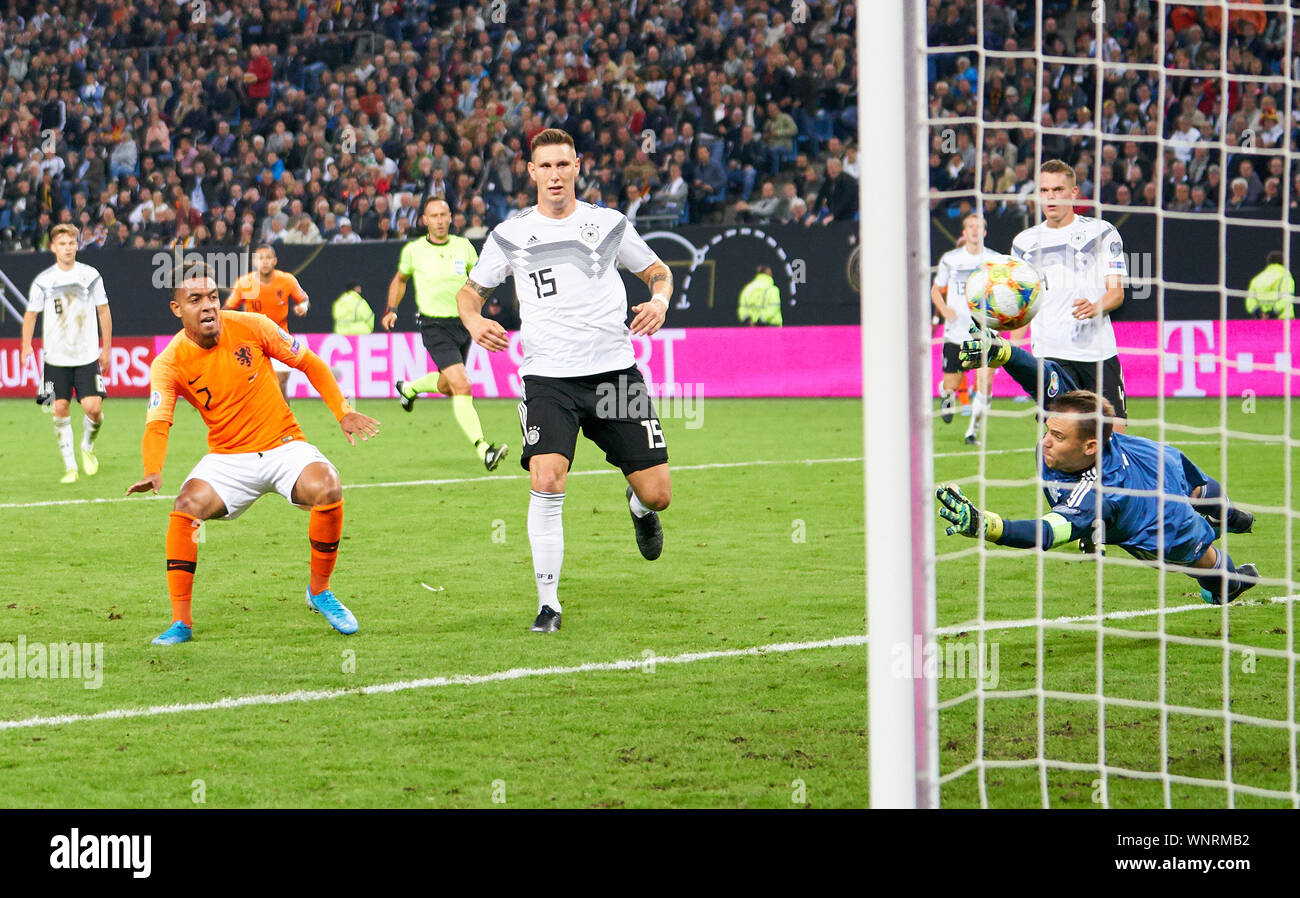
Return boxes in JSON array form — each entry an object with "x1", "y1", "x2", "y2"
[{"x1": 862, "y1": 0, "x2": 938, "y2": 808}]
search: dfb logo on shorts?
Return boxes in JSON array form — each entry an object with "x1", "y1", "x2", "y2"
[{"x1": 526, "y1": 425, "x2": 540, "y2": 445}]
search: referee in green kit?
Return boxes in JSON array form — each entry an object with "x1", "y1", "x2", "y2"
[{"x1": 384, "y1": 196, "x2": 508, "y2": 471}]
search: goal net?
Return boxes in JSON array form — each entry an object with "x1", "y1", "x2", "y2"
[{"x1": 870, "y1": 0, "x2": 1299, "y2": 808}]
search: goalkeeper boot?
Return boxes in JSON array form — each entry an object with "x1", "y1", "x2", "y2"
[
  {"x1": 395, "y1": 380, "x2": 416, "y2": 412},
  {"x1": 1200, "y1": 563, "x2": 1260, "y2": 606},
  {"x1": 1202, "y1": 508, "x2": 1254, "y2": 538},
  {"x1": 939, "y1": 392, "x2": 956, "y2": 424},
  {"x1": 628, "y1": 485, "x2": 663, "y2": 560},
  {"x1": 306, "y1": 587, "x2": 359, "y2": 634},
  {"x1": 151, "y1": 621, "x2": 193, "y2": 645},
  {"x1": 530, "y1": 605, "x2": 561, "y2": 633}
]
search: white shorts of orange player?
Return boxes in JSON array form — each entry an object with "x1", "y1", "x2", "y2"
[{"x1": 184, "y1": 439, "x2": 332, "y2": 520}]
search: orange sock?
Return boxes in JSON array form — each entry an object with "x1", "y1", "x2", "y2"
[
  {"x1": 165, "y1": 511, "x2": 200, "y2": 626},
  {"x1": 309, "y1": 499, "x2": 344, "y2": 594}
]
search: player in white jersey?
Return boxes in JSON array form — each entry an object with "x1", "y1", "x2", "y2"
[
  {"x1": 931, "y1": 214, "x2": 1003, "y2": 444},
  {"x1": 458, "y1": 128, "x2": 674, "y2": 633},
  {"x1": 1010, "y1": 159, "x2": 1129, "y2": 431},
  {"x1": 20, "y1": 224, "x2": 113, "y2": 482}
]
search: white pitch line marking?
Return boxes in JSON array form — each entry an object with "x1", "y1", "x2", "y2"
[
  {"x1": 0, "y1": 634, "x2": 868, "y2": 732},
  {"x1": 3, "y1": 595, "x2": 1296, "y2": 732}
]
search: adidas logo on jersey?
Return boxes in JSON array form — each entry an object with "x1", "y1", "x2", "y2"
[{"x1": 527, "y1": 235, "x2": 539, "y2": 245}]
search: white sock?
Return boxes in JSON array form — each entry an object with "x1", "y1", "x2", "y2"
[
  {"x1": 629, "y1": 488, "x2": 652, "y2": 519},
  {"x1": 966, "y1": 392, "x2": 989, "y2": 437},
  {"x1": 528, "y1": 490, "x2": 565, "y2": 613},
  {"x1": 82, "y1": 413, "x2": 102, "y2": 450},
  {"x1": 53, "y1": 416, "x2": 75, "y2": 470}
]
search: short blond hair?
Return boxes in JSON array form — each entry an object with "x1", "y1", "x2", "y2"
[
  {"x1": 1039, "y1": 159, "x2": 1077, "y2": 186},
  {"x1": 49, "y1": 223, "x2": 79, "y2": 243}
]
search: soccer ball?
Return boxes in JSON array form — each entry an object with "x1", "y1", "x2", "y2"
[{"x1": 964, "y1": 255, "x2": 1043, "y2": 331}]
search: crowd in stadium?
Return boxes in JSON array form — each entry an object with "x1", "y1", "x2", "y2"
[
  {"x1": 0, "y1": 0, "x2": 860, "y2": 254},
  {"x1": 928, "y1": 0, "x2": 1300, "y2": 226}
]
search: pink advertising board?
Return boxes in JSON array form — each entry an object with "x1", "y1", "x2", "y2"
[
  {"x1": 931, "y1": 319, "x2": 1300, "y2": 398},
  {"x1": 150, "y1": 327, "x2": 863, "y2": 400},
  {"x1": 140, "y1": 321, "x2": 1297, "y2": 401}
]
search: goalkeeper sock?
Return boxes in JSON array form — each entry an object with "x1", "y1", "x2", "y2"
[
  {"x1": 528, "y1": 490, "x2": 564, "y2": 613},
  {"x1": 1193, "y1": 548, "x2": 1246, "y2": 602},
  {"x1": 1194, "y1": 476, "x2": 1252, "y2": 532},
  {"x1": 165, "y1": 511, "x2": 200, "y2": 626},
  {"x1": 308, "y1": 499, "x2": 344, "y2": 594},
  {"x1": 451, "y1": 394, "x2": 486, "y2": 450},
  {"x1": 403, "y1": 372, "x2": 441, "y2": 396},
  {"x1": 53, "y1": 415, "x2": 75, "y2": 471},
  {"x1": 82, "y1": 412, "x2": 102, "y2": 450}
]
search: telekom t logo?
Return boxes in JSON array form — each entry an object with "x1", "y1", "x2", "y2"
[{"x1": 1162, "y1": 321, "x2": 1215, "y2": 398}]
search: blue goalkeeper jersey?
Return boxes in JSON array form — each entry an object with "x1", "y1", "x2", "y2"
[{"x1": 1040, "y1": 432, "x2": 1216, "y2": 564}]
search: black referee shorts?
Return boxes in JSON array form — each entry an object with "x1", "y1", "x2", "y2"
[
  {"x1": 44, "y1": 361, "x2": 105, "y2": 403},
  {"x1": 518, "y1": 366, "x2": 670, "y2": 476},
  {"x1": 1047, "y1": 355, "x2": 1128, "y2": 419},
  {"x1": 417, "y1": 314, "x2": 472, "y2": 371}
]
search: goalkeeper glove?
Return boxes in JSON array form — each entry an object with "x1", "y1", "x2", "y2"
[
  {"x1": 936, "y1": 483, "x2": 1004, "y2": 541},
  {"x1": 958, "y1": 323, "x2": 1012, "y2": 371}
]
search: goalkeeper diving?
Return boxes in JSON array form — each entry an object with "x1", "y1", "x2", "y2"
[{"x1": 936, "y1": 388, "x2": 1259, "y2": 604}]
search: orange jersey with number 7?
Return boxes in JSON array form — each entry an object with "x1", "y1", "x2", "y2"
[
  {"x1": 144, "y1": 311, "x2": 351, "y2": 466},
  {"x1": 226, "y1": 270, "x2": 307, "y2": 330}
]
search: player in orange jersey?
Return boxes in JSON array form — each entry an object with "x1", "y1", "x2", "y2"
[
  {"x1": 126, "y1": 262, "x2": 380, "y2": 645},
  {"x1": 225, "y1": 244, "x2": 309, "y2": 398}
]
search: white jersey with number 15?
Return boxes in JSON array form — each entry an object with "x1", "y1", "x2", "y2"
[{"x1": 469, "y1": 202, "x2": 662, "y2": 379}]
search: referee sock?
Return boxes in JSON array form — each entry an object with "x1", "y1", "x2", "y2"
[
  {"x1": 82, "y1": 412, "x2": 102, "y2": 450},
  {"x1": 52, "y1": 415, "x2": 75, "y2": 471},
  {"x1": 308, "y1": 499, "x2": 344, "y2": 594},
  {"x1": 404, "y1": 372, "x2": 441, "y2": 396},
  {"x1": 528, "y1": 490, "x2": 564, "y2": 613},
  {"x1": 165, "y1": 511, "x2": 200, "y2": 627},
  {"x1": 451, "y1": 394, "x2": 486, "y2": 451}
]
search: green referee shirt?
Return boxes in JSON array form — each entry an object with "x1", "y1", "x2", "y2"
[{"x1": 397, "y1": 234, "x2": 479, "y2": 318}]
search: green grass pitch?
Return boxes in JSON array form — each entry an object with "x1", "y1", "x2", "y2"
[{"x1": 0, "y1": 394, "x2": 1295, "y2": 807}]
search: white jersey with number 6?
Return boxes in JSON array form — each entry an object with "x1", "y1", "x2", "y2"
[
  {"x1": 1010, "y1": 215, "x2": 1127, "y2": 362},
  {"x1": 468, "y1": 202, "x2": 661, "y2": 378},
  {"x1": 28, "y1": 261, "x2": 109, "y2": 367}
]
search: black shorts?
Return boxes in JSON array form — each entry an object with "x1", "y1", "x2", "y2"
[
  {"x1": 518, "y1": 366, "x2": 670, "y2": 476},
  {"x1": 418, "y1": 315, "x2": 472, "y2": 371},
  {"x1": 942, "y1": 342, "x2": 964, "y2": 374},
  {"x1": 44, "y1": 361, "x2": 105, "y2": 403},
  {"x1": 1047, "y1": 355, "x2": 1128, "y2": 419}
]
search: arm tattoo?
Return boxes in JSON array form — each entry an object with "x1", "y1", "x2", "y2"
[
  {"x1": 468, "y1": 279, "x2": 495, "y2": 299},
  {"x1": 649, "y1": 268, "x2": 672, "y2": 291}
]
